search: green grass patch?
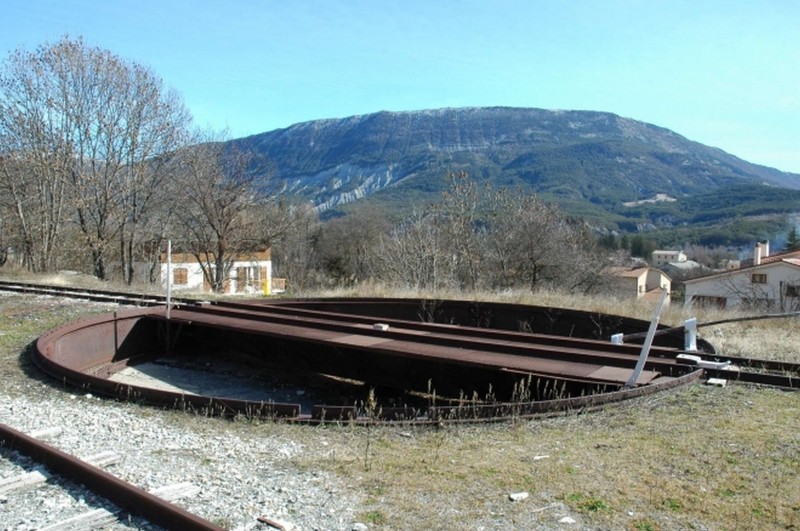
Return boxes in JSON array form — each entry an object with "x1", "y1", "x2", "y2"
[
  {"x1": 664, "y1": 498, "x2": 682, "y2": 511},
  {"x1": 361, "y1": 510, "x2": 387, "y2": 525}
]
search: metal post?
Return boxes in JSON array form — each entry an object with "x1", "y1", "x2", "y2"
[
  {"x1": 623, "y1": 289, "x2": 669, "y2": 389},
  {"x1": 166, "y1": 240, "x2": 172, "y2": 321},
  {"x1": 166, "y1": 240, "x2": 172, "y2": 356},
  {"x1": 684, "y1": 317, "x2": 697, "y2": 351}
]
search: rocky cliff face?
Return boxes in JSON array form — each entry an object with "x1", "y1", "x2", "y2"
[{"x1": 229, "y1": 107, "x2": 800, "y2": 213}]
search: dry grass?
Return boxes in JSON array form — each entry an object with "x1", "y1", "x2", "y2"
[
  {"x1": 2, "y1": 276, "x2": 800, "y2": 529},
  {"x1": 284, "y1": 384, "x2": 800, "y2": 530}
]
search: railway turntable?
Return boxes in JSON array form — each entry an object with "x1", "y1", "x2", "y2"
[{"x1": 33, "y1": 297, "x2": 715, "y2": 423}]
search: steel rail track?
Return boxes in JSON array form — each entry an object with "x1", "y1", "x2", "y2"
[
  {"x1": 168, "y1": 295, "x2": 800, "y2": 388},
  {"x1": 162, "y1": 302, "x2": 800, "y2": 389},
  {"x1": 214, "y1": 299, "x2": 684, "y2": 358},
  {"x1": 159, "y1": 303, "x2": 687, "y2": 381},
  {"x1": 5, "y1": 277, "x2": 797, "y2": 386},
  {"x1": 0, "y1": 422, "x2": 223, "y2": 530},
  {"x1": 0, "y1": 279, "x2": 198, "y2": 307}
]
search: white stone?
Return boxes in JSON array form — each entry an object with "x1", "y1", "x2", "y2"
[
  {"x1": 149, "y1": 482, "x2": 201, "y2": 501},
  {"x1": 83, "y1": 451, "x2": 121, "y2": 468},
  {"x1": 559, "y1": 516, "x2": 577, "y2": 524},
  {"x1": 509, "y1": 491, "x2": 529, "y2": 502},
  {"x1": 258, "y1": 516, "x2": 296, "y2": 531},
  {"x1": 29, "y1": 426, "x2": 62, "y2": 440}
]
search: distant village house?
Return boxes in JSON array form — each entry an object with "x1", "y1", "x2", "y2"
[
  {"x1": 651, "y1": 249, "x2": 687, "y2": 267},
  {"x1": 608, "y1": 267, "x2": 671, "y2": 305},
  {"x1": 684, "y1": 242, "x2": 800, "y2": 309}
]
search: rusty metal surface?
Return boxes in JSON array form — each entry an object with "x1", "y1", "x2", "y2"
[
  {"x1": 28, "y1": 298, "x2": 703, "y2": 422},
  {"x1": 156, "y1": 305, "x2": 685, "y2": 385},
  {"x1": 202, "y1": 299, "x2": 690, "y2": 358},
  {"x1": 28, "y1": 287, "x2": 796, "y2": 423},
  {"x1": 0, "y1": 422, "x2": 224, "y2": 530},
  {"x1": 33, "y1": 308, "x2": 303, "y2": 419}
]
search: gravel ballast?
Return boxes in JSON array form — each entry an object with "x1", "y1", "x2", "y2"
[{"x1": 1, "y1": 388, "x2": 362, "y2": 530}]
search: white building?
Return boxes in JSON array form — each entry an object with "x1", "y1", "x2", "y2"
[
  {"x1": 684, "y1": 243, "x2": 800, "y2": 309},
  {"x1": 608, "y1": 267, "x2": 672, "y2": 305},
  {"x1": 161, "y1": 249, "x2": 273, "y2": 295},
  {"x1": 651, "y1": 250, "x2": 687, "y2": 267}
]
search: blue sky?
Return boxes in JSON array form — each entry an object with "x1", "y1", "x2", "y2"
[{"x1": 2, "y1": 0, "x2": 799, "y2": 172}]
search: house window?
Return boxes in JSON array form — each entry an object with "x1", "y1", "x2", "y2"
[
  {"x1": 786, "y1": 284, "x2": 800, "y2": 298},
  {"x1": 173, "y1": 267, "x2": 188, "y2": 285},
  {"x1": 751, "y1": 273, "x2": 767, "y2": 284}
]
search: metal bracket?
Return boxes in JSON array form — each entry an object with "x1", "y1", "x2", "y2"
[{"x1": 624, "y1": 289, "x2": 669, "y2": 389}]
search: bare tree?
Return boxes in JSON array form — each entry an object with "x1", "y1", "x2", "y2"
[
  {"x1": 436, "y1": 171, "x2": 485, "y2": 291},
  {"x1": 0, "y1": 211, "x2": 8, "y2": 267},
  {"x1": 124, "y1": 154, "x2": 185, "y2": 284},
  {"x1": 483, "y1": 187, "x2": 606, "y2": 292},
  {"x1": 370, "y1": 173, "x2": 487, "y2": 291},
  {"x1": 0, "y1": 36, "x2": 191, "y2": 278},
  {"x1": 0, "y1": 72, "x2": 70, "y2": 272},
  {"x1": 372, "y1": 208, "x2": 447, "y2": 290},
  {"x1": 315, "y1": 205, "x2": 392, "y2": 286},
  {"x1": 484, "y1": 189, "x2": 554, "y2": 289},
  {"x1": 270, "y1": 202, "x2": 320, "y2": 292},
  {"x1": 115, "y1": 94, "x2": 191, "y2": 284},
  {"x1": 368, "y1": 173, "x2": 606, "y2": 294},
  {"x1": 173, "y1": 135, "x2": 269, "y2": 292},
  {"x1": 714, "y1": 272, "x2": 800, "y2": 312}
]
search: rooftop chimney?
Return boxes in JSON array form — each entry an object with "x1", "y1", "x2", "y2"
[{"x1": 754, "y1": 241, "x2": 770, "y2": 266}]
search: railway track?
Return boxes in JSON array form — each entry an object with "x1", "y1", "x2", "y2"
[
  {"x1": 163, "y1": 301, "x2": 686, "y2": 383},
  {"x1": 0, "y1": 421, "x2": 223, "y2": 530},
  {"x1": 161, "y1": 299, "x2": 800, "y2": 389},
  {"x1": 4, "y1": 278, "x2": 798, "y2": 426},
  {"x1": 0, "y1": 278, "x2": 198, "y2": 307}
]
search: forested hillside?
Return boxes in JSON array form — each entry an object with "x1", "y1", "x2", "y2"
[{"x1": 230, "y1": 108, "x2": 800, "y2": 226}]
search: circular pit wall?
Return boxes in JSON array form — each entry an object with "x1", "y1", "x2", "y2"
[{"x1": 33, "y1": 298, "x2": 708, "y2": 424}]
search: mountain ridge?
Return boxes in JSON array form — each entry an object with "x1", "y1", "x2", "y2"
[{"x1": 227, "y1": 107, "x2": 800, "y2": 233}]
